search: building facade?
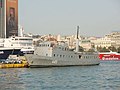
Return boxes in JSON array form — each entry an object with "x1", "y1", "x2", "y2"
[
  {"x1": 94, "y1": 32, "x2": 120, "y2": 49},
  {"x1": 0, "y1": 0, "x2": 18, "y2": 38}
]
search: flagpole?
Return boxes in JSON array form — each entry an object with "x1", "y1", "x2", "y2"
[
  {"x1": 4, "y1": 0, "x2": 6, "y2": 38},
  {"x1": 0, "y1": 0, "x2": 2, "y2": 37}
]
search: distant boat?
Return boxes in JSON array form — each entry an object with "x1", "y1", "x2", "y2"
[
  {"x1": 25, "y1": 26, "x2": 100, "y2": 67},
  {"x1": 0, "y1": 55, "x2": 28, "y2": 68},
  {"x1": 99, "y1": 51, "x2": 120, "y2": 60}
]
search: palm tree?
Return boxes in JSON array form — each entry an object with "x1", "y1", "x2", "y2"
[
  {"x1": 108, "y1": 46, "x2": 117, "y2": 52},
  {"x1": 101, "y1": 47, "x2": 109, "y2": 52}
]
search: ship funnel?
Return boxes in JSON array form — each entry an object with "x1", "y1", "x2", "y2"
[
  {"x1": 77, "y1": 26, "x2": 79, "y2": 39},
  {"x1": 75, "y1": 26, "x2": 79, "y2": 52}
]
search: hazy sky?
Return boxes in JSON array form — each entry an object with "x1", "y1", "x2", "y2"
[{"x1": 18, "y1": 0, "x2": 120, "y2": 36}]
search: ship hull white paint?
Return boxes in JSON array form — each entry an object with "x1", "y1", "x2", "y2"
[{"x1": 25, "y1": 54, "x2": 100, "y2": 68}]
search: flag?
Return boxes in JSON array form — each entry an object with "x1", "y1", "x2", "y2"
[{"x1": 0, "y1": 0, "x2": 2, "y2": 8}]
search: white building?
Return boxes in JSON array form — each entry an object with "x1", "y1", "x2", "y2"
[{"x1": 94, "y1": 32, "x2": 120, "y2": 48}]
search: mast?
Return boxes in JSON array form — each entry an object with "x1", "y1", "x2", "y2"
[{"x1": 75, "y1": 26, "x2": 79, "y2": 52}]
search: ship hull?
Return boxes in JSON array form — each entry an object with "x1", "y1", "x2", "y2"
[
  {"x1": 0, "y1": 49, "x2": 21, "y2": 59},
  {"x1": 100, "y1": 58, "x2": 120, "y2": 61},
  {"x1": 25, "y1": 54, "x2": 100, "y2": 68},
  {"x1": 99, "y1": 53, "x2": 120, "y2": 61}
]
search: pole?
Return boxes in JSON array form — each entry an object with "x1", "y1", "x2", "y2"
[
  {"x1": 4, "y1": 0, "x2": 6, "y2": 38},
  {"x1": 0, "y1": 0, "x2": 2, "y2": 37}
]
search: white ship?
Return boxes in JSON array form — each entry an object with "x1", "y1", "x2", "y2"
[
  {"x1": 25, "y1": 26, "x2": 100, "y2": 67},
  {"x1": 0, "y1": 36, "x2": 34, "y2": 55}
]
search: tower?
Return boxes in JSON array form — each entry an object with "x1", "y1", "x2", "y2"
[{"x1": 0, "y1": 0, "x2": 18, "y2": 38}]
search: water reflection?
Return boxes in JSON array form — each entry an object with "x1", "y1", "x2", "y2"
[
  {"x1": 0, "y1": 61, "x2": 120, "y2": 90},
  {"x1": 0, "y1": 68, "x2": 26, "y2": 90}
]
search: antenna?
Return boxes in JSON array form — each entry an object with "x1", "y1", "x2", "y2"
[{"x1": 77, "y1": 26, "x2": 79, "y2": 39}]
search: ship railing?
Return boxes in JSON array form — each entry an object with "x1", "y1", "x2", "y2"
[{"x1": 75, "y1": 52, "x2": 98, "y2": 55}]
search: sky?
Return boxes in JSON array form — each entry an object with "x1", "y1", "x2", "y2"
[{"x1": 18, "y1": 0, "x2": 120, "y2": 37}]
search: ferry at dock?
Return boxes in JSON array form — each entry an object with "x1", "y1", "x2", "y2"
[
  {"x1": 0, "y1": 36, "x2": 34, "y2": 59},
  {"x1": 2, "y1": 36, "x2": 34, "y2": 54},
  {"x1": 25, "y1": 26, "x2": 100, "y2": 67},
  {"x1": 25, "y1": 41, "x2": 100, "y2": 67}
]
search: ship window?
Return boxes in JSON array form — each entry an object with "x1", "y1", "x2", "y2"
[
  {"x1": 54, "y1": 54, "x2": 55, "y2": 57},
  {"x1": 86, "y1": 56, "x2": 88, "y2": 59},
  {"x1": 46, "y1": 54, "x2": 48, "y2": 56},
  {"x1": 79, "y1": 55, "x2": 81, "y2": 59},
  {"x1": 63, "y1": 55, "x2": 65, "y2": 57},
  {"x1": 71, "y1": 56, "x2": 73, "y2": 58},
  {"x1": 65, "y1": 48, "x2": 66, "y2": 51},
  {"x1": 92, "y1": 56, "x2": 94, "y2": 58},
  {"x1": 60, "y1": 55, "x2": 62, "y2": 57},
  {"x1": 50, "y1": 43, "x2": 54, "y2": 47},
  {"x1": 90, "y1": 56, "x2": 92, "y2": 58}
]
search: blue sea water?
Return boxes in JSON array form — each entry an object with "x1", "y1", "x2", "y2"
[{"x1": 0, "y1": 61, "x2": 120, "y2": 90}]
